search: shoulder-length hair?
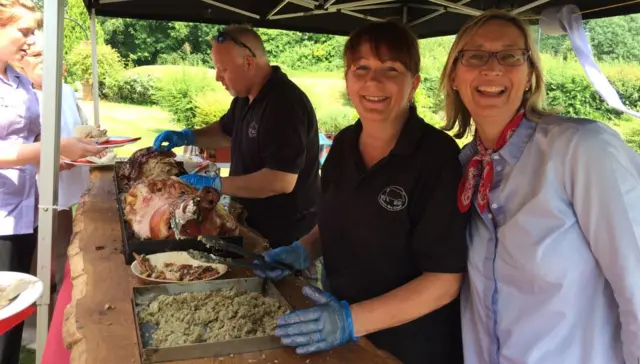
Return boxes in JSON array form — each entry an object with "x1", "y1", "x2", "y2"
[{"x1": 439, "y1": 9, "x2": 549, "y2": 139}]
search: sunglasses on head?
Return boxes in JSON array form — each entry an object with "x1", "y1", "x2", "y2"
[{"x1": 215, "y1": 31, "x2": 257, "y2": 58}]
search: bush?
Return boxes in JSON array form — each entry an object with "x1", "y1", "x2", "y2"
[
  {"x1": 105, "y1": 73, "x2": 157, "y2": 106},
  {"x1": 153, "y1": 68, "x2": 218, "y2": 129},
  {"x1": 157, "y1": 50, "x2": 210, "y2": 68},
  {"x1": 542, "y1": 55, "x2": 640, "y2": 121},
  {"x1": 193, "y1": 91, "x2": 232, "y2": 128},
  {"x1": 65, "y1": 41, "x2": 125, "y2": 98},
  {"x1": 317, "y1": 106, "x2": 357, "y2": 134},
  {"x1": 619, "y1": 123, "x2": 640, "y2": 153}
]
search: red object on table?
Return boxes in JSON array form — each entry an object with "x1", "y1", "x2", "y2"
[
  {"x1": 98, "y1": 137, "x2": 142, "y2": 146},
  {"x1": 42, "y1": 260, "x2": 72, "y2": 364},
  {"x1": 0, "y1": 305, "x2": 36, "y2": 335}
]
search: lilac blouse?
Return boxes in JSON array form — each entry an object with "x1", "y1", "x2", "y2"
[{"x1": 0, "y1": 64, "x2": 41, "y2": 235}]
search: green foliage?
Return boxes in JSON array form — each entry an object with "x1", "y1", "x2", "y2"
[
  {"x1": 65, "y1": 41, "x2": 125, "y2": 97},
  {"x1": 585, "y1": 15, "x2": 640, "y2": 64},
  {"x1": 64, "y1": 0, "x2": 104, "y2": 62},
  {"x1": 193, "y1": 91, "x2": 232, "y2": 129},
  {"x1": 152, "y1": 68, "x2": 218, "y2": 129},
  {"x1": 100, "y1": 19, "x2": 217, "y2": 66},
  {"x1": 621, "y1": 125, "x2": 640, "y2": 153},
  {"x1": 105, "y1": 73, "x2": 158, "y2": 106},
  {"x1": 317, "y1": 106, "x2": 357, "y2": 134},
  {"x1": 156, "y1": 42, "x2": 210, "y2": 67},
  {"x1": 543, "y1": 55, "x2": 640, "y2": 121}
]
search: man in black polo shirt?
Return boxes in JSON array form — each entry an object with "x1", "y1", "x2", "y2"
[{"x1": 153, "y1": 24, "x2": 321, "y2": 250}]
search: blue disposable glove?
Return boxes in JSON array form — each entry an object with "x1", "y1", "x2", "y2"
[
  {"x1": 275, "y1": 286, "x2": 358, "y2": 354},
  {"x1": 153, "y1": 128, "x2": 195, "y2": 152},
  {"x1": 179, "y1": 174, "x2": 222, "y2": 191},
  {"x1": 253, "y1": 241, "x2": 309, "y2": 281}
]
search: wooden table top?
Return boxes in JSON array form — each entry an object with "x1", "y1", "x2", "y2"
[{"x1": 62, "y1": 168, "x2": 400, "y2": 364}]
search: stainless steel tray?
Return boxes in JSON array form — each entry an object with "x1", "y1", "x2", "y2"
[{"x1": 132, "y1": 277, "x2": 293, "y2": 363}]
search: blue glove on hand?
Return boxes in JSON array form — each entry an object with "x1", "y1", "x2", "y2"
[
  {"x1": 179, "y1": 174, "x2": 222, "y2": 191},
  {"x1": 153, "y1": 128, "x2": 195, "y2": 152},
  {"x1": 253, "y1": 241, "x2": 309, "y2": 281},
  {"x1": 275, "y1": 286, "x2": 358, "y2": 354}
]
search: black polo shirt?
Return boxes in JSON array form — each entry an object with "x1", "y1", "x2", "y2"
[
  {"x1": 219, "y1": 66, "x2": 320, "y2": 247},
  {"x1": 318, "y1": 106, "x2": 468, "y2": 364}
]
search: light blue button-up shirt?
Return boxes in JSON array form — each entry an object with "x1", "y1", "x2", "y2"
[
  {"x1": 459, "y1": 114, "x2": 640, "y2": 364},
  {"x1": 0, "y1": 65, "x2": 41, "y2": 235}
]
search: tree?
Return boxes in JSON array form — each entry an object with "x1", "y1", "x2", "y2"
[
  {"x1": 30, "y1": 0, "x2": 105, "y2": 63},
  {"x1": 100, "y1": 19, "x2": 217, "y2": 66},
  {"x1": 64, "y1": 0, "x2": 104, "y2": 60},
  {"x1": 585, "y1": 15, "x2": 640, "y2": 63}
]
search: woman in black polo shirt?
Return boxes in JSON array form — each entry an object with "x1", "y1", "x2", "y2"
[{"x1": 253, "y1": 21, "x2": 467, "y2": 364}]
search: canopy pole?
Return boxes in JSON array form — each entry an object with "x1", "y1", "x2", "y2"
[
  {"x1": 402, "y1": 5, "x2": 407, "y2": 23},
  {"x1": 36, "y1": 0, "x2": 64, "y2": 362},
  {"x1": 90, "y1": 8, "x2": 100, "y2": 127}
]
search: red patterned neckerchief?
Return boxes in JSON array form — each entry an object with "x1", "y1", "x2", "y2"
[{"x1": 457, "y1": 112, "x2": 525, "y2": 213}]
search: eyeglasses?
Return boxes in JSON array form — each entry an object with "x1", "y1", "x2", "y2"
[
  {"x1": 215, "y1": 31, "x2": 256, "y2": 58},
  {"x1": 456, "y1": 49, "x2": 530, "y2": 67}
]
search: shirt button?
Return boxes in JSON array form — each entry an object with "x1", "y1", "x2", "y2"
[
  {"x1": 488, "y1": 213, "x2": 493, "y2": 218},
  {"x1": 492, "y1": 155, "x2": 500, "y2": 160},
  {"x1": 491, "y1": 203, "x2": 498, "y2": 209},
  {"x1": 495, "y1": 166, "x2": 503, "y2": 171}
]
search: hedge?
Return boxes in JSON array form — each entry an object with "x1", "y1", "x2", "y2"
[{"x1": 103, "y1": 57, "x2": 640, "y2": 152}]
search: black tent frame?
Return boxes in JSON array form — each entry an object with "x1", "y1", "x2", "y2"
[{"x1": 84, "y1": 0, "x2": 640, "y2": 38}]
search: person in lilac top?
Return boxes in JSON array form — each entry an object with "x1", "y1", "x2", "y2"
[
  {"x1": 0, "y1": 1, "x2": 101, "y2": 363},
  {"x1": 438, "y1": 9, "x2": 640, "y2": 364}
]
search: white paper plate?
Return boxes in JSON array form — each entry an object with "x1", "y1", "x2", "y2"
[
  {"x1": 0, "y1": 272, "x2": 43, "y2": 320},
  {"x1": 131, "y1": 251, "x2": 228, "y2": 284}
]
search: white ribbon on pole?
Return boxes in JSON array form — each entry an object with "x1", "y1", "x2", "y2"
[{"x1": 540, "y1": 4, "x2": 640, "y2": 119}]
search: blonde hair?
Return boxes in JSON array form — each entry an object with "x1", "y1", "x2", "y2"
[
  {"x1": 0, "y1": 0, "x2": 40, "y2": 27},
  {"x1": 439, "y1": 9, "x2": 548, "y2": 139}
]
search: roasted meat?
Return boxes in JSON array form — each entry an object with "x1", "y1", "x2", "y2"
[
  {"x1": 133, "y1": 253, "x2": 221, "y2": 281},
  {"x1": 124, "y1": 176, "x2": 239, "y2": 240},
  {"x1": 118, "y1": 147, "x2": 187, "y2": 192},
  {"x1": 74, "y1": 125, "x2": 109, "y2": 143}
]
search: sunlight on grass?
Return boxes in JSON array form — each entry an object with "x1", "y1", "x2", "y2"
[{"x1": 79, "y1": 100, "x2": 184, "y2": 157}]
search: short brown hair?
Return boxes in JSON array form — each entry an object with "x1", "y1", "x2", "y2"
[
  {"x1": 0, "y1": 0, "x2": 39, "y2": 27},
  {"x1": 344, "y1": 20, "x2": 420, "y2": 75},
  {"x1": 439, "y1": 9, "x2": 548, "y2": 139}
]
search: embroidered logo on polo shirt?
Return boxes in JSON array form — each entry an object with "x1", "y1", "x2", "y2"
[
  {"x1": 378, "y1": 186, "x2": 408, "y2": 212},
  {"x1": 248, "y1": 121, "x2": 258, "y2": 138}
]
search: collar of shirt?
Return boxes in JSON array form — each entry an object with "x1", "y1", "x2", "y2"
[
  {"x1": 251, "y1": 65, "x2": 285, "y2": 104},
  {"x1": 1, "y1": 64, "x2": 24, "y2": 89},
  {"x1": 347, "y1": 105, "x2": 424, "y2": 158},
  {"x1": 459, "y1": 115, "x2": 538, "y2": 167}
]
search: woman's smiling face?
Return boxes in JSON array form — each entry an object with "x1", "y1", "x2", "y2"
[
  {"x1": 451, "y1": 19, "x2": 532, "y2": 122},
  {"x1": 346, "y1": 42, "x2": 419, "y2": 124}
]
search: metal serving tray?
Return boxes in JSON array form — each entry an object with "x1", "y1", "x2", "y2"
[
  {"x1": 132, "y1": 277, "x2": 292, "y2": 363},
  {"x1": 112, "y1": 162, "x2": 244, "y2": 264}
]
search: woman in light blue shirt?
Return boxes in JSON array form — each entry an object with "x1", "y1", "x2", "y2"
[
  {"x1": 438, "y1": 9, "x2": 640, "y2": 364},
  {"x1": 0, "y1": 1, "x2": 101, "y2": 363}
]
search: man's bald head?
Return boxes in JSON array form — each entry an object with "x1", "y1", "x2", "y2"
[
  {"x1": 212, "y1": 24, "x2": 268, "y2": 60},
  {"x1": 210, "y1": 24, "x2": 273, "y2": 99}
]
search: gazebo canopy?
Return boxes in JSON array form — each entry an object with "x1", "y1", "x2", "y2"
[{"x1": 84, "y1": 0, "x2": 640, "y2": 38}]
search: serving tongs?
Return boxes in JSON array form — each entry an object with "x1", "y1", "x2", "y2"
[{"x1": 190, "y1": 235, "x2": 303, "y2": 278}]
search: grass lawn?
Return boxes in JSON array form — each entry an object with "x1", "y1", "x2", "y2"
[
  {"x1": 20, "y1": 347, "x2": 35, "y2": 364},
  {"x1": 78, "y1": 100, "x2": 185, "y2": 157}
]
